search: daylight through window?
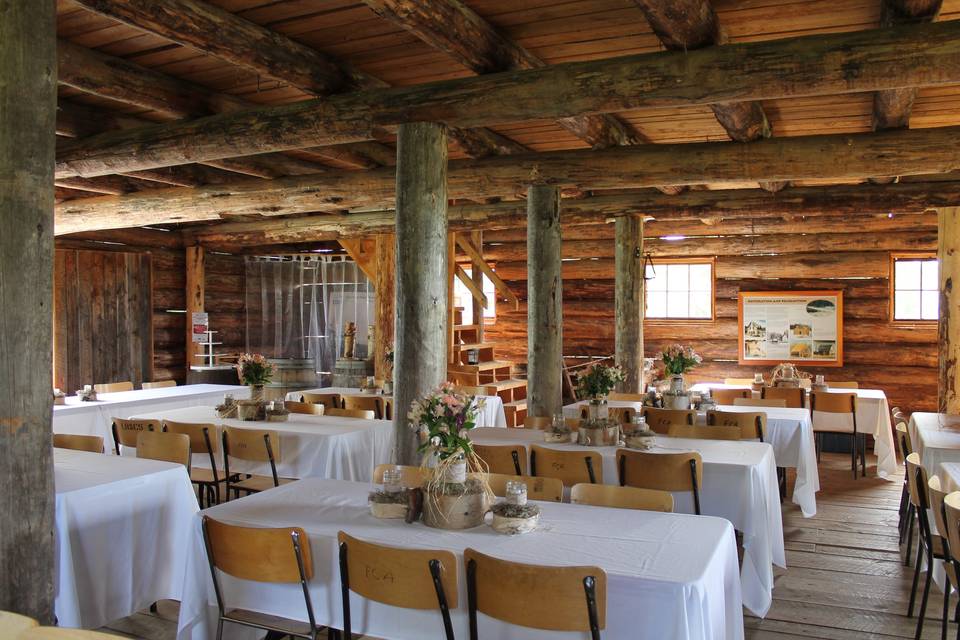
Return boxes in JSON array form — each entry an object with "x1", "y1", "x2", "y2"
[{"x1": 645, "y1": 260, "x2": 713, "y2": 320}]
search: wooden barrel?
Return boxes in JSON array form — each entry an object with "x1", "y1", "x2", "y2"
[
  {"x1": 332, "y1": 358, "x2": 374, "y2": 389},
  {"x1": 264, "y1": 358, "x2": 318, "y2": 401}
]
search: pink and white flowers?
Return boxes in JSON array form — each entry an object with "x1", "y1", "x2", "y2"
[
  {"x1": 658, "y1": 344, "x2": 703, "y2": 376},
  {"x1": 408, "y1": 382, "x2": 482, "y2": 460},
  {"x1": 236, "y1": 353, "x2": 274, "y2": 386}
]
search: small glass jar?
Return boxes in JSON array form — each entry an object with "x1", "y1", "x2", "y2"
[
  {"x1": 632, "y1": 413, "x2": 647, "y2": 432},
  {"x1": 551, "y1": 413, "x2": 566, "y2": 431},
  {"x1": 224, "y1": 393, "x2": 234, "y2": 403},
  {"x1": 505, "y1": 480, "x2": 527, "y2": 506},
  {"x1": 382, "y1": 468, "x2": 403, "y2": 494}
]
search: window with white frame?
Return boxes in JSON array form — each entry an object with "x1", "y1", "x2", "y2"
[
  {"x1": 645, "y1": 260, "x2": 714, "y2": 320},
  {"x1": 452, "y1": 267, "x2": 496, "y2": 323},
  {"x1": 893, "y1": 255, "x2": 938, "y2": 321}
]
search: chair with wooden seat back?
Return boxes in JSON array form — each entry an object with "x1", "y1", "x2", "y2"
[
  {"x1": 17, "y1": 629, "x2": 125, "y2": 639},
  {"x1": 724, "y1": 378, "x2": 755, "y2": 386},
  {"x1": 1, "y1": 610, "x2": 38, "y2": 635},
  {"x1": 811, "y1": 391, "x2": 863, "y2": 479},
  {"x1": 706, "y1": 410, "x2": 767, "y2": 441},
  {"x1": 94, "y1": 381, "x2": 134, "y2": 393},
  {"x1": 941, "y1": 493, "x2": 960, "y2": 640},
  {"x1": 342, "y1": 395, "x2": 384, "y2": 419},
  {"x1": 164, "y1": 420, "x2": 223, "y2": 507},
  {"x1": 286, "y1": 401, "x2": 325, "y2": 416},
  {"x1": 616, "y1": 449, "x2": 704, "y2": 515},
  {"x1": 530, "y1": 444, "x2": 601, "y2": 487},
  {"x1": 202, "y1": 516, "x2": 324, "y2": 640},
  {"x1": 570, "y1": 483, "x2": 673, "y2": 512},
  {"x1": 326, "y1": 407, "x2": 376, "y2": 420},
  {"x1": 337, "y1": 532, "x2": 458, "y2": 640},
  {"x1": 222, "y1": 427, "x2": 295, "y2": 499},
  {"x1": 524, "y1": 415, "x2": 551, "y2": 429},
  {"x1": 300, "y1": 392, "x2": 341, "y2": 411},
  {"x1": 482, "y1": 473, "x2": 563, "y2": 502},
  {"x1": 925, "y1": 476, "x2": 959, "y2": 640},
  {"x1": 565, "y1": 418, "x2": 582, "y2": 431},
  {"x1": 709, "y1": 388, "x2": 751, "y2": 406},
  {"x1": 760, "y1": 386, "x2": 805, "y2": 408},
  {"x1": 471, "y1": 443, "x2": 527, "y2": 476},
  {"x1": 896, "y1": 421, "x2": 917, "y2": 561},
  {"x1": 640, "y1": 407, "x2": 695, "y2": 435},
  {"x1": 373, "y1": 464, "x2": 427, "y2": 488},
  {"x1": 136, "y1": 431, "x2": 191, "y2": 470},
  {"x1": 578, "y1": 406, "x2": 636, "y2": 425},
  {"x1": 733, "y1": 397, "x2": 786, "y2": 408},
  {"x1": 141, "y1": 380, "x2": 177, "y2": 390},
  {"x1": 111, "y1": 417, "x2": 161, "y2": 455},
  {"x1": 52, "y1": 434, "x2": 104, "y2": 454},
  {"x1": 464, "y1": 548, "x2": 606, "y2": 640},
  {"x1": 607, "y1": 392, "x2": 645, "y2": 401},
  {"x1": 666, "y1": 424, "x2": 740, "y2": 441},
  {"x1": 828, "y1": 381, "x2": 859, "y2": 389}
]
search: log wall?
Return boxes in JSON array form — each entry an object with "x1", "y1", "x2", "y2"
[{"x1": 483, "y1": 213, "x2": 939, "y2": 412}]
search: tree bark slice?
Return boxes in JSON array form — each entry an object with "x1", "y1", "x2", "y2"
[{"x1": 527, "y1": 184, "x2": 563, "y2": 417}]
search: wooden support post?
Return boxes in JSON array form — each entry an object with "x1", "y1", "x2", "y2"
[
  {"x1": 939, "y1": 207, "x2": 960, "y2": 413},
  {"x1": 615, "y1": 215, "x2": 645, "y2": 393},
  {"x1": 470, "y1": 230, "x2": 485, "y2": 342},
  {"x1": 447, "y1": 232, "x2": 456, "y2": 365},
  {"x1": 185, "y1": 245, "x2": 205, "y2": 377},
  {"x1": 393, "y1": 123, "x2": 448, "y2": 465},
  {"x1": 373, "y1": 233, "x2": 396, "y2": 382},
  {"x1": 527, "y1": 184, "x2": 563, "y2": 417},
  {"x1": 0, "y1": 0, "x2": 56, "y2": 622}
]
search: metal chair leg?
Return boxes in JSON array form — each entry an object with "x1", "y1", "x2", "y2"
[
  {"x1": 906, "y1": 506, "x2": 916, "y2": 567},
  {"x1": 909, "y1": 541, "x2": 924, "y2": 616},
  {"x1": 943, "y1": 586, "x2": 950, "y2": 640},
  {"x1": 915, "y1": 550, "x2": 934, "y2": 640}
]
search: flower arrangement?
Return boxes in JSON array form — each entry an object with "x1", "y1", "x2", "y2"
[
  {"x1": 408, "y1": 382, "x2": 482, "y2": 462},
  {"x1": 576, "y1": 363, "x2": 625, "y2": 401},
  {"x1": 236, "y1": 353, "x2": 274, "y2": 386},
  {"x1": 658, "y1": 344, "x2": 703, "y2": 376}
]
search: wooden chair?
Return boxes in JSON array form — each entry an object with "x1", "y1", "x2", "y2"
[
  {"x1": 530, "y1": 444, "x2": 601, "y2": 486},
  {"x1": 706, "y1": 410, "x2": 767, "y2": 441},
  {"x1": 164, "y1": 420, "x2": 224, "y2": 507},
  {"x1": 578, "y1": 405, "x2": 636, "y2": 424},
  {"x1": 811, "y1": 391, "x2": 863, "y2": 479},
  {"x1": 571, "y1": 483, "x2": 673, "y2": 512},
  {"x1": 18, "y1": 629, "x2": 125, "y2": 639},
  {"x1": 925, "y1": 476, "x2": 959, "y2": 640},
  {"x1": 896, "y1": 421, "x2": 916, "y2": 560},
  {"x1": 141, "y1": 380, "x2": 177, "y2": 389},
  {"x1": 667, "y1": 424, "x2": 740, "y2": 441},
  {"x1": 616, "y1": 449, "x2": 703, "y2": 515},
  {"x1": 337, "y1": 532, "x2": 458, "y2": 640},
  {"x1": 222, "y1": 427, "x2": 295, "y2": 499},
  {"x1": 110, "y1": 417, "x2": 161, "y2": 455},
  {"x1": 94, "y1": 381, "x2": 134, "y2": 393},
  {"x1": 136, "y1": 431, "x2": 191, "y2": 470},
  {"x1": 286, "y1": 400, "x2": 325, "y2": 415},
  {"x1": 903, "y1": 453, "x2": 948, "y2": 638},
  {"x1": 464, "y1": 548, "x2": 606, "y2": 640},
  {"x1": 709, "y1": 388, "x2": 751, "y2": 405},
  {"x1": 300, "y1": 392, "x2": 341, "y2": 410},
  {"x1": 202, "y1": 516, "x2": 324, "y2": 640},
  {"x1": 524, "y1": 415, "x2": 551, "y2": 429},
  {"x1": 52, "y1": 434, "x2": 104, "y2": 453},
  {"x1": 472, "y1": 443, "x2": 527, "y2": 476},
  {"x1": 941, "y1": 493, "x2": 960, "y2": 640},
  {"x1": 760, "y1": 386, "x2": 805, "y2": 408},
  {"x1": 829, "y1": 381, "x2": 860, "y2": 389},
  {"x1": 565, "y1": 418, "x2": 582, "y2": 431},
  {"x1": 482, "y1": 472, "x2": 563, "y2": 502},
  {"x1": 733, "y1": 397, "x2": 786, "y2": 408},
  {"x1": 641, "y1": 407, "x2": 695, "y2": 435},
  {"x1": 607, "y1": 392, "x2": 645, "y2": 401},
  {"x1": 373, "y1": 464, "x2": 427, "y2": 487},
  {"x1": 724, "y1": 377, "x2": 755, "y2": 386},
  {"x1": 343, "y1": 395, "x2": 384, "y2": 419},
  {"x1": 325, "y1": 407, "x2": 376, "y2": 420},
  {"x1": 0, "y1": 610, "x2": 37, "y2": 635}
]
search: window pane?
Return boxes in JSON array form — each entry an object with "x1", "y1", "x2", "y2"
[
  {"x1": 689, "y1": 291, "x2": 711, "y2": 318},
  {"x1": 895, "y1": 289, "x2": 921, "y2": 320},
  {"x1": 922, "y1": 260, "x2": 939, "y2": 291},
  {"x1": 666, "y1": 291, "x2": 689, "y2": 318},
  {"x1": 666, "y1": 264, "x2": 689, "y2": 292},
  {"x1": 895, "y1": 260, "x2": 922, "y2": 290},
  {"x1": 647, "y1": 291, "x2": 667, "y2": 318},
  {"x1": 922, "y1": 290, "x2": 939, "y2": 321},
  {"x1": 689, "y1": 263, "x2": 712, "y2": 291},
  {"x1": 647, "y1": 265, "x2": 666, "y2": 291}
]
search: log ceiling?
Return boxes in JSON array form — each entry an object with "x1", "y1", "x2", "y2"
[{"x1": 52, "y1": 0, "x2": 960, "y2": 240}]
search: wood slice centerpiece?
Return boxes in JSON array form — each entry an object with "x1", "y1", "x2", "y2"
[{"x1": 578, "y1": 418, "x2": 621, "y2": 446}]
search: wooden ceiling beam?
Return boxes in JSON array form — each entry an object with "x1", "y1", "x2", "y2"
[
  {"x1": 55, "y1": 20, "x2": 960, "y2": 179},
  {"x1": 54, "y1": 124, "x2": 960, "y2": 234}
]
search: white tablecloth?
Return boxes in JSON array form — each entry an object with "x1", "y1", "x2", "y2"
[
  {"x1": 469, "y1": 427, "x2": 784, "y2": 617},
  {"x1": 910, "y1": 413, "x2": 960, "y2": 476},
  {"x1": 54, "y1": 448, "x2": 198, "y2": 629},
  {"x1": 129, "y1": 406, "x2": 394, "y2": 483},
  {"x1": 564, "y1": 400, "x2": 819, "y2": 517},
  {"x1": 176, "y1": 478, "x2": 744, "y2": 640},
  {"x1": 287, "y1": 386, "x2": 508, "y2": 428},
  {"x1": 53, "y1": 384, "x2": 248, "y2": 450}
]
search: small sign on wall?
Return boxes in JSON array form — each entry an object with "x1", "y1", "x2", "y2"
[
  {"x1": 738, "y1": 291, "x2": 843, "y2": 367},
  {"x1": 191, "y1": 312, "x2": 209, "y2": 343}
]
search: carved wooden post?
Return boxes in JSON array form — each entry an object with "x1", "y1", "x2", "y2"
[
  {"x1": 527, "y1": 184, "x2": 563, "y2": 417},
  {"x1": 394, "y1": 123, "x2": 448, "y2": 465},
  {"x1": 615, "y1": 215, "x2": 645, "y2": 392},
  {"x1": 939, "y1": 207, "x2": 960, "y2": 413},
  {"x1": 373, "y1": 233, "x2": 396, "y2": 383},
  {"x1": 185, "y1": 245, "x2": 205, "y2": 378},
  {"x1": 0, "y1": 0, "x2": 56, "y2": 622}
]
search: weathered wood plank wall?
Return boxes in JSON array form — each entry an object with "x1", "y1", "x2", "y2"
[{"x1": 483, "y1": 213, "x2": 939, "y2": 412}]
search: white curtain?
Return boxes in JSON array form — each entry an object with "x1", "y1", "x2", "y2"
[{"x1": 245, "y1": 256, "x2": 375, "y2": 379}]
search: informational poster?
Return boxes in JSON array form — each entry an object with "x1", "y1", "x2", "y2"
[
  {"x1": 191, "y1": 312, "x2": 209, "y2": 343},
  {"x1": 738, "y1": 291, "x2": 843, "y2": 366}
]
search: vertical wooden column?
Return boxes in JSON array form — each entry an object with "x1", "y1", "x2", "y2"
[
  {"x1": 470, "y1": 230, "x2": 485, "y2": 341},
  {"x1": 527, "y1": 184, "x2": 563, "y2": 417},
  {"x1": 373, "y1": 233, "x2": 396, "y2": 382},
  {"x1": 939, "y1": 207, "x2": 960, "y2": 413},
  {"x1": 394, "y1": 123, "x2": 448, "y2": 465},
  {"x1": 615, "y1": 215, "x2": 645, "y2": 393},
  {"x1": 447, "y1": 232, "x2": 457, "y2": 365},
  {"x1": 185, "y1": 245, "x2": 205, "y2": 378},
  {"x1": 0, "y1": 0, "x2": 56, "y2": 622}
]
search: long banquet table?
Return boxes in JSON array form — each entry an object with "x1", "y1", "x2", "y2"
[
  {"x1": 287, "y1": 386, "x2": 508, "y2": 428},
  {"x1": 130, "y1": 406, "x2": 394, "y2": 483},
  {"x1": 563, "y1": 399, "x2": 819, "y2": 516},
  {"x1": 909, "y1": 412, "x2": 960, "y2": 475},
  {"x1": 176, "y1": 478, "x2": 744, "y2": 640},
  {"x1": 54, "y1": 448, "x2": 198, "y2": 629},
  {"x1": 469, "y1": 427, "x2": 784, "y2": 617},
  {"x1": 52, "y1": 384, "x2": 248, "y2": 449}
]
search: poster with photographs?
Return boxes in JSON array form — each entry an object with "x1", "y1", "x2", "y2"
[{"x1": 738, "y1": 291, "x2": 843, "y2": 366}]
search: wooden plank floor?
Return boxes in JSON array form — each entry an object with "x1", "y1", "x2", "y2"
[{"x1": 97, "y1": 452, "x2": 945, "y2": 640}]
